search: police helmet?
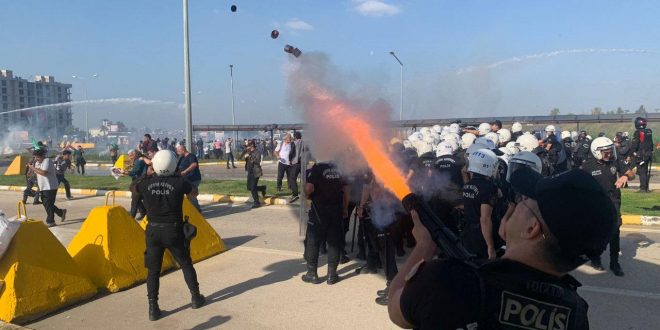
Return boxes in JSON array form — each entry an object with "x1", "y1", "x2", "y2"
[
  {"x1": 467, "y1": 149, "x2": 498, "y2": 177},
  {"x1": 505, "y1": 141, "x2": 520, "y2": 155},
  {"x1": 511, "y1": 122, "x2": 523, "y2": 133},
  {"x1": 560, "y1": 131, "x2": 571, "y2": 140},
  {"x1": 506, "y1": 151, "x2": 542, "y2": 182},
  {"x1": 498, "y1": 128, "x2": 512, "y2": 144},
  {"x1": 461, "y1": 133, "x2": 477, "y2": 150},
  {"x1": 435, "y1": 141, "x2": 455, "y2": 157},
  {"x1": 545, "y1": 125, "x2": 556, "y2": 133},
  {"x1": 478, "y1": 123, "x2": 491, "y2": 135},
  {"x1": 484, "y1": 132, "x2": 500, "y2": 146},
  {"x1": 152, "y1": 150, "x2": 178, "y2": 176},
  {"x1": 516, "y1": 133, "x2": 540, "y2": 152},
  {"x1": 634, "y1": 117, "x2": 647, "y2": 129},
  {"x1": 449, "y1": 123, "x2": 461, "y2": 134},
  {"x1": 590, "y1": 137, "x2": 617, "y2": 161}
]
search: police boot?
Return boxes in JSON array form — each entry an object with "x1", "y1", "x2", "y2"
[
  {"x1": 610, "y1": 256, "x2": 624, "y2": 277},
  {"x1": 301, "y1": 265, "x2": 321, "y2": 284},
  {"x1": 377, "y1": 281, "x2": 391, "y2": 297},
  {"x1": 191, "y1": 292, "x2": 206, "y2": 309},
  {"x1": 375, "y1": 294, "x2": 389, "y2": 306},
  {"x1": 590, "y1": 257, "x2": 605, "y2": 271},
  {"x1": 327, "y1": 264, "x2": 340, "y2": 285},
  {"x1": 148, "y1": 299, "x2": 161, "y2": 321}
]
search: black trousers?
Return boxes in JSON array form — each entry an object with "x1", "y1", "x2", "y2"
[
  {"x1": 638, "y1": 160, "x2": 650, "y2": 191},
  {"x1": 461, "y1": 223, "x2": 488, "y2": 260},
  {"x1": 56, "y1": 174, "x2": 72, "y2": 198},
  {"x1": 287, "y1": 163, "x2": 301, "y2": 197},
  {"x1": 247, "y1": 173, "x2": 265, "y2": 205},
  {"x1": 41, "y1": 189, "x2": 63, "y2": 225},
  {"x1": 276, "y1": 162, "x2": 289, "y2": 190},
  {"x1": 76, "y1": 162, "x2": 85, "y2": 175},
  {"x1": 145, "y1": 224, "x2": 199, "y2": 300},
  {"x1": 130, "y1": 180, "x2": 147, "y2": 217},
  {"x1": 362, "y1": 217, "x2": 398, "y2": 281},
  {"x1": 304, "y1": 205, "x2": 343, "y2": 268},
  {"x1": 23, "y1": 177, "x2": 40, "y2": 202}
]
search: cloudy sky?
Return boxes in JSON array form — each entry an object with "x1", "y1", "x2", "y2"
[{"x1": 3, "y1": 0, "x2": 660, "y2": 129}]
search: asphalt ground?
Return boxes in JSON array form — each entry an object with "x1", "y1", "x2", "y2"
[{"x1": 0, "y1": 192, "x2": 658, "y2": 329}]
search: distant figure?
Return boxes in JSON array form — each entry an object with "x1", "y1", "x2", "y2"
[
  {"x1": 74, "y1": 145, "x2": 86, "y2": 175},
  {"x1": 225, "y1": 138, "x2": 237, "y2": 169},
  {"x1": 30, "y1": 148, "x2": 67, "y2": 227},
  {"x1": 176, "y1": 145, "x2": 203, "y2": 212}
]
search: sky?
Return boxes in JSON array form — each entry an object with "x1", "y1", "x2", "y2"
[{"x1": 3, "y1": 0, "x2": 660, "y2": 130}]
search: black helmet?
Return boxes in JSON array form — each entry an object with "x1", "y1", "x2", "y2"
[{"x1": 634, "y1": 117, "x2": 647, "y2": 129}]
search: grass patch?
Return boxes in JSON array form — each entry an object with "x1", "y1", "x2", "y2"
[
  {"x1": 0, "y1": 175, "x2": 291, "y2": 197},
  {"x1": 621, "y1": 190, "x2": 660, "y2": 216}
]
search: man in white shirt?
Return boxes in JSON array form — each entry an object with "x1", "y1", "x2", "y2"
[
  {"x1": 29, "y1": 149, "x2": 67, "y2": 227},
  {"x1": 225, "y1": 138, "x2": 237, "y2": 169},
  {"x1": 274, "y1": 134, "x2": 293, "y2": 192}
]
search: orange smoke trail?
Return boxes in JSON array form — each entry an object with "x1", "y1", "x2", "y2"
[{"x1": 305, "y1": 83, "x2": 412, "y2": 199}]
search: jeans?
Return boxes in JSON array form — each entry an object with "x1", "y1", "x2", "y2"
[
  {"x1": 247, "y1": 174, "x2": 266, "y2": 205},
  {"x1": 41, "y1": 189, "x2": 63, "y2": 224},
  {"x1": 145, "y1": 224, "x2": 200, "y2": 300},
  {"x1": 277, "y1": 162, "x2": 289, "y2": 190},
  {"x1": 287, "y1": 163, "x2": 301, "y2": 197},
  {"x1": 56, "y1": 174, "x2": 72, "y2": 198},
  {"x1": 226, "y1": 152, "x2": 235, "y2": 167}
]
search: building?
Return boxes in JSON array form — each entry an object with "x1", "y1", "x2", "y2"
[{"x1": 1, "y1": 69, "x2": 73, "y2": 137}]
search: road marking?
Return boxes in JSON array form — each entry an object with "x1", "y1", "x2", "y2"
[
  {"x1": 621, "y1": 227, "x2": 660, "y2": 234},
  {"x1": 581, "y1": 285, "x2": 660, "y2": 300},
  {"x1": 230, "y1": 245, "x2": 302, "y2": 258}
]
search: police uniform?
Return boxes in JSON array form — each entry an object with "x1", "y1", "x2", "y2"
[
  {"x1": 562, "y1": 137, "x2": 575, "y2": 169},
  {"x1": 461, "y1": 175, "x2": 497, "y2": 259},
  {"x1": 303, "y1": 162, "x2": 346, "y2": 284},
  {"x1": 631, "y1": 126, "x2": 653, "y2": 192},
  {"x1": 399, "y1": 258, "x2": 589, "y2": 329},
  {"x1": 545, "y1": 134, "x2": 567, "y2": 173},
  {"x1": 573, "y1": 137, "x2": 592, "y2": 169},
  {"x1": 135, "y1": 174, "x2": 203, "y2": 314},
  {"x1": 581, "y1": 158, "x2": 628, "y2": 271},
  {"x1": 433, "y1": 154, "x2": 466, "y2": 234}
]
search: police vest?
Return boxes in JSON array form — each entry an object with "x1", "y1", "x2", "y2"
[{"x1": 475, "y1": 260, "x2": 589, "y2": 330}]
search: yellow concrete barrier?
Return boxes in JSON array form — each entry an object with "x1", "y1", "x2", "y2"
[
  {"x1": 66, "y1": 193, "x2": 174, "y2": 292},
  {"x1": 3, "y1": 156, "x2": 28, "y2": 176},
  {"x1": 113, "y1": 154, "x2": 127, "y2": 171},
  {"x1": 0, "y1": 221, "x2": 97, "y2": 323},
  {"x1": 140, "y1": 198, "x2": 226, "y2": 263}
]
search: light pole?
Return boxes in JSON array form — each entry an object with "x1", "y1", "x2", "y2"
[
  {"x1": 182, "y1": 0, "x2": 193, "y2": 151},
  {"x1": 389, "y1": 51, "x2": 403, "y2": 121},
  {"x1": 229, "y1": 64, "x2": 237, "y2": 149},
  {"x1": 71, "y1": 74, "x2": 98, "y2": 142}
]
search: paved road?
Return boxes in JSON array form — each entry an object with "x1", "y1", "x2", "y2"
[{"x1": 0, "y1": 191, "x2": 659, "y2": 329}]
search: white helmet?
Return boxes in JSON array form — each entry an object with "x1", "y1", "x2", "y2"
[
  {"x1": 468, "y1": 149, "x2": 498, "y2": 177},
  {"x1": 444, "y1": 133, "x2": 460, "y2": 144},
  {"x1": 152, "y1": 150, "x2": 178, "y2": 176},
  {"x1": 505, "y1": 141, "x2": 520, "y2": 155},
  {"x1": 432, "y1": 124, "x2": 443, "y2": 134},
  {"x1": 461, "y1": 133, "x2": 477, "y2": 149},
  {"x1": 506, "y1": 151, "x2": 543, "y2": 182},
  {"x1": 586, "y1": 135, "x2": 593, "y2": 141},
  {"x1": 423, "y1": 134, "x2": 435, "y2": 144},
  {"x1": 408, "y1": 132, "x2": 423, "y2": 142},
  {"x1": 498, "y1": 128, "x2": 512, "y2": 144},
  {"x1": 571, "y1": 131, "x2": 579, "y2": 141},
  {"x1": 403, "y1": 140, "x2": 413, "y2": 149},
  {"x1": 590, "y1": 137, "x2": 617, "y2": 160},
  {"x1": 485, "y1": 132, "x2": 500, "y2": 146},
  {"x1": 417, "y1": 141, "x2": 435, "y2": 156},
  {"x1": 478, "y1": 123, "x2": 491, "y2": 135},
  {"x1": 498, "y1": 147, "x2": 512, "y2": 164},
  {"x1": 474, "y1": 137, "x2": 497, "y2": 150},
  {"x1": 449, "y1": 123, "x2": 460, "y2": 134},
  {"x1": 420, "y1": 127, "x2": 433, "y2": 137},
  {"x1": 444, "y1": 139, "x2": 459, "y2": 152},
  {"x1": 466, "y1": 143, "x2": 490, "y2": 158},
  {"x1": 545, "y1": 125, "x2": 556, "y2": 133},
  {"x1": 435, "y1": 141, "x2": 455, "y2": 157},
  {"x1": 560, "y1": 131, "x2": 571, "y2": 140},
  {"x1": 511, "y1": 122, "x2": 523, "y2": 133},
  {"x1": 516, "y1": 133, "x2": 539, "y2": 152}
]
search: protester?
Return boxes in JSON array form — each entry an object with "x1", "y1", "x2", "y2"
[
  {"x1": 176, "y1": 145, "x2": 203, "y2": 213},
  {"x1": 30, "y1": 149, "x2": 66, "y2": 227},
  {"x1": 74, "y1": 145, "x2": 86, "y2": 175}
]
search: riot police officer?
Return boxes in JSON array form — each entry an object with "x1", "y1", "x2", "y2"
[
  {"x1": 544, "y1": 125, "x2": 567, "y2": 173},
  {"x1": 134, "y1": 150, "x2": 205, "y2": 321},
  {"x1": 388, "y1": 168, "x2": 617, "y2": 328},
  {"x1": 581, "y1": 137, "x2": 634, "y2": 276},
  {"x1": 630, "y1": 117, "x2": 654, "y2": 192},
  {"x1": 301, "y1": 161, "x2": 349, "y2": 285},
  {"x1": 560, "y1": 130, "x2": 575, "y2": 169},
  {"x1": 573, "y1": 130, "x2": 592, "y2": 168}
]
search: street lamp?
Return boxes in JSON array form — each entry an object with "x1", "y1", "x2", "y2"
[
  {"x1": 71, "y1": 74, "x2": 98, "y2": 142},
  {"x1": 389, "y1": 51, "x2": 403, "y2": 121},
  {"x1": 182, "y1": 0, "x2": 193, "y2": 151},
  {"x1": 229, "y1": 64, "x2": 237, "y2": 149}
]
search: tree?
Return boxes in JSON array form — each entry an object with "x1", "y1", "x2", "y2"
[
  {"x1": 635, "y1": 105, "x2": 647, "y2": 114},
  {"x1": 591, "y1": 107, "x2": 603, "y2": 115},
  {"x1": 549, "y1": 108, "x2": 560, "y2": 116},
  {"x1": 606, "y1": 110, "x2": 615, "y2": 115},
  {"x1": 616, "y1": 107, "x2": 624, "y2": 114}
]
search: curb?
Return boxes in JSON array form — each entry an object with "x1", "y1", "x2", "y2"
[
  {"x1": 621, "y1": 215, "x2": 660, "y2": 226},
  {"x1": 0, "y1": 321, "x2": 31, "y2": 330},
  {"x1": 0, "y1": 185, "x2": 291, "y2": 206}
]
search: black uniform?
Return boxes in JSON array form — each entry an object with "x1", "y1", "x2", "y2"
[
  {"x1": 546, "y1": 134, "x2": 567, "y2": 173},
  {"x1": 562, "y1": 137, "x2": 575, "y2": 170},
  {"x1": 533, "y1": 147, "x2": 554, "y2": 176},
  {"x1": 573, "y1": 137, "x2": 592, "y2": 169},
  {"x1": 581, "y1": 158, "x2": 628, "y2": 267},
  {"x1": 400, "y1": 258, "x2": 589, "y2": 329},
  {"x1": 303, "y1": 163, "x2": 346, "y2": 275},
  {"x1": 511, "y1": 131, "x2": 523, "y2": 142},
  {"x1": 431, "y1": 154, "x2": 466, "y2": 234},
  {"x1": 135, "y1": 175, "x2": 201, "y2": 302},
  {"x1": 461, "y1": 175, "x2": 497, "y2": 259},
  {"x1": 630, "y1": 127, "x2": 654, "y2": 192}
]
